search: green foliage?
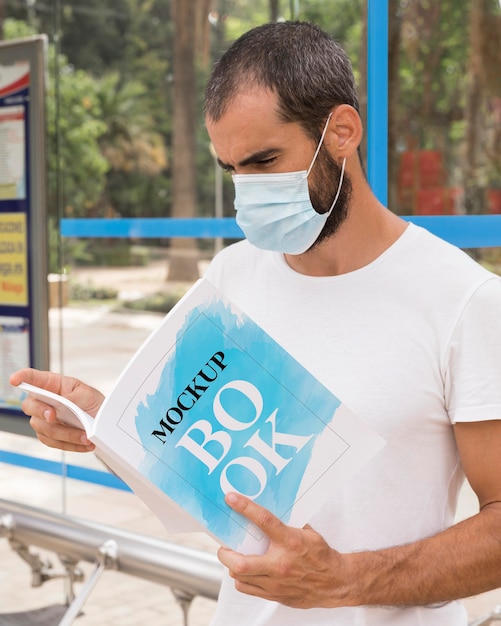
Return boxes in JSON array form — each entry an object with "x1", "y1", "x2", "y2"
[
  {"x1": 397, "y1": 0, "x2": 470, "y2": 138},
  {"x1": 55, "y1": 1, "x2": 133, "y2": 75},
  {"x1": 2, "y1": 17, "x2": 38, "y2": 38},
  {"x1": 48, "y1": 217, "x2": 94, "y2": 273},
  {"x1": 93, "y1": 71, "x2": 169, "y2": 218},
  {"x1": 119, "y1": 289, "x2": 185, "y2": 314},
  {"x1": 80, "y1": 242, "x2": 150, "y2": 267},
  {"x1": 70, "y1": 281, "x2": 119, "y2": 302},
  {"x1": 47, "y1": 63, "x2": 109, "y2": 217}
]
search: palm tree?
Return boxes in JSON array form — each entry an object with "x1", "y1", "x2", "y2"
[
  {"x1": 97, "y1": 72, "x2": 167, "y2": 180},
  {"x1": 463, "y1": 0, "x2": 501, "y2": 215}
]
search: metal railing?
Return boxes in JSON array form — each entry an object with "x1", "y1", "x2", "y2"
[
  {"x1": 1, "y1": 498, "x2": 499, "y2": 626},
  {"x1": 0, "y1": 498, "x2": 222, "y2": 625}
]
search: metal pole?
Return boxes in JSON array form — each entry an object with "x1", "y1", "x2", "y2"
[
  {"x1": 367, "y1": 0, "x2": 389, "y2": 206},
  {"x1": 0, "y1": 498, "x2": 222, "y2": 600},
  {"x1": 214, "y1": 155, "x2": 223, "y2": 254},
  {"x1": 58, "y1": 540, "x2": 118, "y2": 626}
]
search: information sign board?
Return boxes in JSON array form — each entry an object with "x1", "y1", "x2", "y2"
[{"x1": 0, "y1": 36, "x2": 48, "y2": 435}]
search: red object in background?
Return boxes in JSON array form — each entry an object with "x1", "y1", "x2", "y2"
[
  {"x1": 418, "y1": 151, "x2": 443, "y2": 189},
  {"x1": 398, "y1": 151, "x2": 416, "y2": 189},
  {"x1": 416, "y1": 189, "x2": 447, "y2": 215},
  {"x1": 398, "y1": 150, "x2": 444, "y2": 191},
  {"x1": 415, "y1": 188, "x2": 462, "y2": 215},
  {"x1": 488, "y1": 189, "x2": 501, "y2": 214},
  {"x1": 397, "y1": 150, "x2": 446, "y2": 213}
]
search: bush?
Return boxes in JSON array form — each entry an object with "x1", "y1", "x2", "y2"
[
  {"x1": 84, "y1": 242, "x2": 150, "y2": 267},
  {"x1": 70, "y1": 282, "x2": 119, "y2": 302},
  {"x1": 119, "y1": 290, "x2": 184, "y2": 314}
]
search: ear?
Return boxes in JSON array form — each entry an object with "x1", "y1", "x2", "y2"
[{"x1": 324, "y1": 104, "x2": 362, "y2": 159}]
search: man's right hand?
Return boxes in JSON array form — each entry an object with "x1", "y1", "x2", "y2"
[{"x1": 10, "y1": 368, "x2": 105, "y2": 453}]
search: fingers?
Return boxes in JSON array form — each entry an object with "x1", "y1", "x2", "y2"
[
  {"x1": 11, "y1": 368, "x2": 98, "y2": 453},
  {"x1": 21, "y1": 395, "x2": 57, "y2": 429},
  {"x1": 10, "y1": 367, "x2": 36, "y2": 386},
  {"x1": 30, "y1": 414, "x2": 95, "y2": 453},
  {"x1": 21, "y1": 387, "x2": 94, "y2": 453},
  {"x1": 217, "y1": 492, "x2": 287, "y2": 574},
  {"x1": 225, "y1": 492, "x2": 287, "y2": 542},
  {"x1": 10, "y1": 368, "x2": 63, "y2": 394}
]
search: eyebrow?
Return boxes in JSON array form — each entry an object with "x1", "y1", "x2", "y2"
[{"x1": 217, "y1": 148, "x2": 279, "y2": 171}]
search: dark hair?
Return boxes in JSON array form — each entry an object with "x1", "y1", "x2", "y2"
[{"x1": 204, "y1": 21, "x2": 360, "y2": 142}]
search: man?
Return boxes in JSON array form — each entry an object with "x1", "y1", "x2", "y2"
[{"x1": 11, "y1": 21, "x2": 501, "y2": 626}]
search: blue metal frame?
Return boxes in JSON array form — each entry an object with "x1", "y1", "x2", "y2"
[
  {"x1": 367, "y1": 0, "x2": 389, "y2": 205},
  {"x1": 61, "y1": 217, "x2": 244, "y2": 239},
  {"x1": 60, "y1": 215, "x2": 501, "y2": 249},
  {"x1": 0, "y1": 449, "x2": 130, "y2": 490}
]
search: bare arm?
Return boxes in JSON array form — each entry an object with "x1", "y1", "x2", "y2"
[
  {"x1": 10, "y1": 368, "x2": 104, "y2": 453},
  {"x1": 218, "y1": 419, "x2": 501, "y2": 608}
]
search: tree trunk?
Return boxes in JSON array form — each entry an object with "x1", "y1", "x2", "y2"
[
  {"x1": 463, "y1": 0, "x2": 485, "y2": 217},
  {"x1": 269, "y1": 0, "x2": 280, "y2": 22},
  {"x1": 195, "y1": 0, "x2": 213, "y2": 67},
  {"x1": 168, "y1": 0, "x2": 200, "y2": 282}
]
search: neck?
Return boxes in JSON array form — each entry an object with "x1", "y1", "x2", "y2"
[{"x1": 284, "y1": 175, "x2": 407, "y2": 277}]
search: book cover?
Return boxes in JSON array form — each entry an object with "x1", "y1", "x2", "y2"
[{"x1": 17, "y1": 279, "x2": 385, "y2": 554}]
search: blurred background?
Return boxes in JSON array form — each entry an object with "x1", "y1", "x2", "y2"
[
  {"x1": 0, "y1": 1, "x2": 500, "y2": 623},
  {"x1": 1, "y1": 0, "x2": 500, "y2": 289}
]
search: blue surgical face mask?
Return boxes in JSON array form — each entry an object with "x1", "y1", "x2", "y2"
[{"x1": 232, "y1": 114, "x2": 346, "y2": 255}]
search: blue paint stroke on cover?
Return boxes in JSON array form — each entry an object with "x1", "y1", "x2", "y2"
[{"x1": 134, "y1": 295, "x2": 342, "y2": 547}]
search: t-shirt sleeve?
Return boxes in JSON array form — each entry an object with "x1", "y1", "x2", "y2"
[{"x1": 446, "y1": 276, "x2": 501, "y2": 424}]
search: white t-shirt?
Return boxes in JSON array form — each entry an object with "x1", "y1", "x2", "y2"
[{"x1": 204, "y1": 223, "x2": 501, "y2": 626}]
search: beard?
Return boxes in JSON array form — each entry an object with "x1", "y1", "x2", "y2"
[{"x1": 307, "y1": 147, "x2": 352, "y2": 250}]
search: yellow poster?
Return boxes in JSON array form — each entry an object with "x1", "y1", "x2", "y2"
[{"x1": 0, "y1": 212, "x2": 28, "y2": 306}]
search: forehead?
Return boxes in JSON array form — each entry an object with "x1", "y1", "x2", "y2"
[{"x1": 205, "y1": 88, "x2": 307, "y2": 164}]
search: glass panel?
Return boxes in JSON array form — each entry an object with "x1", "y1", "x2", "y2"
[
  {"x1": 1, "y1": 0, "x2": 367, "y2": 299},
  {"x1": 389, "y1": 0, "x2": 501, "y2": 222},
  {"x1": 0, "y1": 6, "x2": 367, "y2": 623}
]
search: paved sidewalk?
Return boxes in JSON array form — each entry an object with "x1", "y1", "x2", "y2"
[{"x1": 1, "y1": 261, "x2": 500, "y2": 624}]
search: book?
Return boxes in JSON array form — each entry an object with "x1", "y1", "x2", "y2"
[{"x1": 16, "y1": 278, "x2": 385, "y2": 554}]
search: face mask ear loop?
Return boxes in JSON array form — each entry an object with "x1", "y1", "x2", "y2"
[
  {"x1": 306, "y1": 112, "x2": 333, "y2": 176},
  {"x1": 325, "y1": 156, "x2": 347, "y2": 215}
]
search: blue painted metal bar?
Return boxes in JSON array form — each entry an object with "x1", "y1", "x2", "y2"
[
  {"x1": 0, "y1": 449, "x2": 131, "y2": 491},
  {"x1": 403, "y1": 215, "x2": 501, "y2": 248},
  {"x1": 61, "y1": 217, "x2": 244, "y2": 239},
  {"x1": 60, "y1": 215, "x2": 501, "y2": 248},
  {"x1": 367, "y1": 0, "x2": 389, "y2": 205}
]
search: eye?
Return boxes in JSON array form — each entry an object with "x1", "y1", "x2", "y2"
[{"x1": 257, "y1": 156, "x2": 277, "y2": 167}]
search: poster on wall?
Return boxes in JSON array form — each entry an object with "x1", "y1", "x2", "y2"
[
  {"x1": 0, "y1": 37, "x2": 48, "y2": 434},
  {"x1": 0, "y1": 105, "x2": 26, "y2": 200},
  {"x1": 0, "y1": 317, "x2": 29, "y2": 410},
  {"x1": 0, "y1": 62, "x2": 28, "y2": 202},
  {"x1": 0, "y1": 212, "x2": 28, "y2": 307}
]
